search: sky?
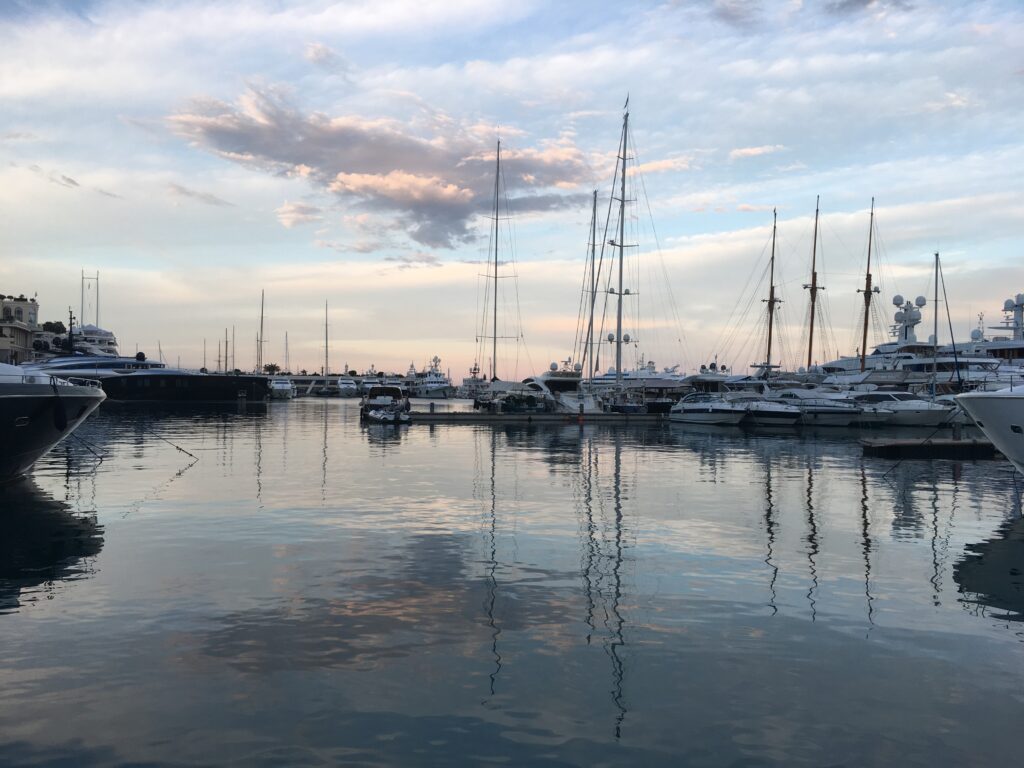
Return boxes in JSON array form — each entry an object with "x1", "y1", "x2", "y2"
[{"x1": 1, "y1": 0, "x2": 1022, "y2": 377}]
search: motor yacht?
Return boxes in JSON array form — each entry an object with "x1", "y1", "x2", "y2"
[
  {"x1": 25, "y1": 354, "x2": 269, "y2": 401},
  {"x1": 0, "y1": 363, "x2": 106, "y2": 482},
  {"x1": 268, "y1": 377, "x2": 296, "y2": 400},
  {"x1": 359, "y1": 386, "x2": 410, "y2": 421},
  {"x1": 848, "y1": 391, "x2": 955, "y2": 427},
  {"x1": 766, "y1": 388, "x2": 863, "y2": 426},
  {"x1": 956, "y1": 385, "x2": 1024, "y2": 473},
  {"x1": 721, "y1": 393, "x2": 802, "y2": 427},
  {"x1": 669, "y1": 393, "x2": 747, "y2": 425}
]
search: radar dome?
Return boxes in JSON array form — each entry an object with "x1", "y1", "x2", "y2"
[
  {"x1": 607, "y1": 333, "x2": 615, "y2": 343},
  {"x1": 623, "y1": 333, "x2": 631, "y2": 343},
  {"x1": 1004, "y1": 299, "x2": 1015, "y2": 311},
  {"x1": 915, "y1": 296, "x2": 927, "y2": 307},
  {"x1": 970, "y1": 329, "x2": 983, "y2": 341},
  {"x1": 894, "y1": 311, "x2": 905, "y2": 322},
  {"x1": 623, "y1": 288, "x2": 631, "y2": 295},
  {"x1": 573, "y1": 363, "x2": 582, "y2": 372},
  {"x1": 893, "y1": 294, "x2": 905, "y2": 306},
  {"x1": 910, "y1": 309, "x2": 922, "y2": 321},
  {"x1": 549, "y1": 362, "x2": 558, "y2": 372}
]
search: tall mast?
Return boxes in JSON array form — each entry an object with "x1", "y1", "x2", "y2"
[
  {"x1": 615, "y1": 107, "x2": 629, "y2": 387},
  {"x1": 258, "y1": 289, "x2": 265, "y2": 371},
  {"x1": 932, "y1": 252, "x2": 939, "y2": 395},
  {"x1": 804, "y1": 195, "x2": 822, "y2": 369},
  {"x1": 285, "y1": 331, "x2": 290, "y2": 373},
  {"x1": 859, "y1": 198, "x2": 875, "y2": 372},
  {"x1": 587, "y1": 188, "x2": 598, "y2": 383},
  {"x1": 764, "y1": 208, "x2": 779, "y2": 371},
  {"x1": 203, "y1": 338, "x2": 206, "y2": 370},
  {"x1": 224, "y1": 328, "x2": 229, "y2": 373},
  {"x1": 491, "y1": 140, "x2": 501, "y2": 381},
  {"x1": 324, "y1": 301, "x2": 329, "y2": 376}
]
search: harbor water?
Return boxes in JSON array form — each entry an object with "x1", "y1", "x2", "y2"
[{"x1": 1, "y1": 399, "x2": 1022, "y2": 766}]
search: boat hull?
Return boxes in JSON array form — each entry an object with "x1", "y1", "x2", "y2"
[
  {"x1": 797, "y1": 410, "x2": 859, "y2": 427},
  {"x1": 670, "y1": 408, "x2": 745, "y2": 425},
  {"x1": 99, "y1": 373, "x2": 269, "y2": 402},
  {"x1": 0, "y1": 384, "x2": 106, "y2": 482},
  {"x1": 956, "y1": 391, "x2": 1024, "y2": 473}
]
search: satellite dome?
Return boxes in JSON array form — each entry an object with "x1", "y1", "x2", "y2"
[
  {"x1": 549, "y1": 362, "x2": 558, "y2": 372},
  {"x1": 911, "y1": 309, "x2": 922, "y2": 321},
  {"x1": 607, "y1": 333, "x2": 615, "y2": 342},
  {"x1": 894, "y1": 311, "x2": 905, "y2": 322},
  {"x1": 573, "y1": 363, "x2": 582, "y2": 372},
  {"x1": 623, "y1": 333, "x2": 631, "y2": 343},
  {"x1": 624, "y1": 288, "x2": 631, "y2": 295},
  {"x1": 893, "y1": 294, "x2": 905, "y2": 306},
  {"x1": 915, "y1": 295, "x2": 927, "y2": 307},
  {"x1": 970, "y1": 329, "x2": 983, "y2": 341},
  {"x1": 1016, "y1": 293, "x2": 1024, "y2": 305},
  {"x1": 1005, "y1": 299, "x2": 1015, "y2": 311}
]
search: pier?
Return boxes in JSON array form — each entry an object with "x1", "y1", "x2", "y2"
[{"x1": 860, "y1": 437, "x2": 998, "y2": 460}]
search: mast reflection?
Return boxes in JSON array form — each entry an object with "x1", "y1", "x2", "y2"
[{"x1": 573, "y1": 430, "x2": 629, "y2": 739}]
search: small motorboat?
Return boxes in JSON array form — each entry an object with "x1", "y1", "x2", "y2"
[{"x1": 365, "y1": 408, "x2": 410, "y2": 425}]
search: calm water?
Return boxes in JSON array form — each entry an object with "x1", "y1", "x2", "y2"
[{"x1": 1, "y1": 400, "x2": 1023, "y2": 766}]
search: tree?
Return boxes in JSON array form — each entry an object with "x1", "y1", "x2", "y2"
[
  {"x1": 42, "y1": 320, "x2": 66, "y2": 334},
  {"x1": 263, "y1": 362, "x2": 281, "y2": 375}
]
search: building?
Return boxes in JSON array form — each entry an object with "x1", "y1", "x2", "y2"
[{"x1": 0, "y1": 293, "x2": 40, "y2": 364}]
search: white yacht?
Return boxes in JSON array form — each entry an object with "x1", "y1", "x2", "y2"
[
  {"x1": 721, "y1": 393, "x2": 802, "y2": 427},
  {"x1": 848, "y1": 391, "x2": 955, "y2": 427},
  {"x1": 359, "y1": 385, "x2": 410, "y2": 421},
  {"x1": 957, "y1": 386, "x2": 1024, "y2": 473},
  {"x1": 1, "y1": 363, "x2": 106, "y2": 482},
  {"x1": 268, "y1": 377, "x2": 296, "y2": 400},
  {"x1": 766, "y1": 388, "x2": 863, "y2": 426},
  {"x1": 336, "y1": 377, "x2": 359, "y2": 397},
  {"x1": 669, "y1": 392, "x2": 747, "y2": 425},
  {"x1": 407, "y1": 357, "x2": 456, "y2": 399}
]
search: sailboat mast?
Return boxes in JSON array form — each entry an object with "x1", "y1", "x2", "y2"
[
  {"x1": 587, "y1": 188, "x2": 598, "y2": 383},
  {"x1": 805, "y1": 195, "x2": 821, "y2": 369},
  {"x1": 859, "y1": 198, "x2": 875, "y2": 372},
  {"x1": 615, "y1": 110, "x2": 629, "y2": 387},
  {"x1": 932, "y1": 252, "x2": 939, "y2": 395},
  {"x1": 285, "y1": 331, "x2": 290, "y2": 373},
  {"x1": 258, "y1": 289, "x2": 265, "y2": 371},
  {"x1": 492, "y1": 140, "x2": 501, "y2": 382},
  {"x1": 324, "y1": 301, "x2": 329, "y2": 376},
  {"x1": 765, "y1": 208, "x2": 778, "y2": 370}
]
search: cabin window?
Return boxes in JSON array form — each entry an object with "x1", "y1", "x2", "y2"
[{"x1": 1011, "y1": 425, "x2": 1023, "y2": 435}]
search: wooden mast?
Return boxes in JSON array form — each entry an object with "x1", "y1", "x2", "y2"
[
  {"x1": 804, "y1": 195, "x2": 822, "y2": 369},
  {"x1": 859, "y1": 198, "x2": 875, "y2": 372}
]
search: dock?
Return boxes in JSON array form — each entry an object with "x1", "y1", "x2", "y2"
[
  {"x1": 407, "y1": 410, "x2": 667, "y2": 425},
  {"x1": 861, "y1": 438, "x2": 998, "y2": 460}
]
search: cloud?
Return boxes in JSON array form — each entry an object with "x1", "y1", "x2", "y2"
[
  {"x1": 728, "y1": 144, "x2": 786, "y2": 160},
  {"x1": 168, "y1": 84, "x2": 591, "y2": 247},
  {"x1": 167, "y1": 182, "x2": 233, "y2": 207},
  {"x1": 1, "y1": 131, "x2": 37, "y2": 141},
  {"x1": 275, "y1": 200, "x2": 322, "y2": 228},
  {"x1": 383, "y1": 252, "x2": 443, "y2": 269},
  {"x1": 923, "y1": 91, "x2": 972, "y2": 112},
  {"x1": 304, "y1": 43, "x2": 351, "y2": 77},
  {"x1": 635, "y1": 157, "x2": 692, "y2": 174},
  {"x1": 736, "y1": 203, "x2": 774, "y2": 212}
]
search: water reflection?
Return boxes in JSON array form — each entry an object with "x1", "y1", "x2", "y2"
[
  {"x1": 956, "y1": 508, "x2": 1024, "y2": 625},
  {"x1": 0, "y1": 479, "x2": 103, "y2": 613}
]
